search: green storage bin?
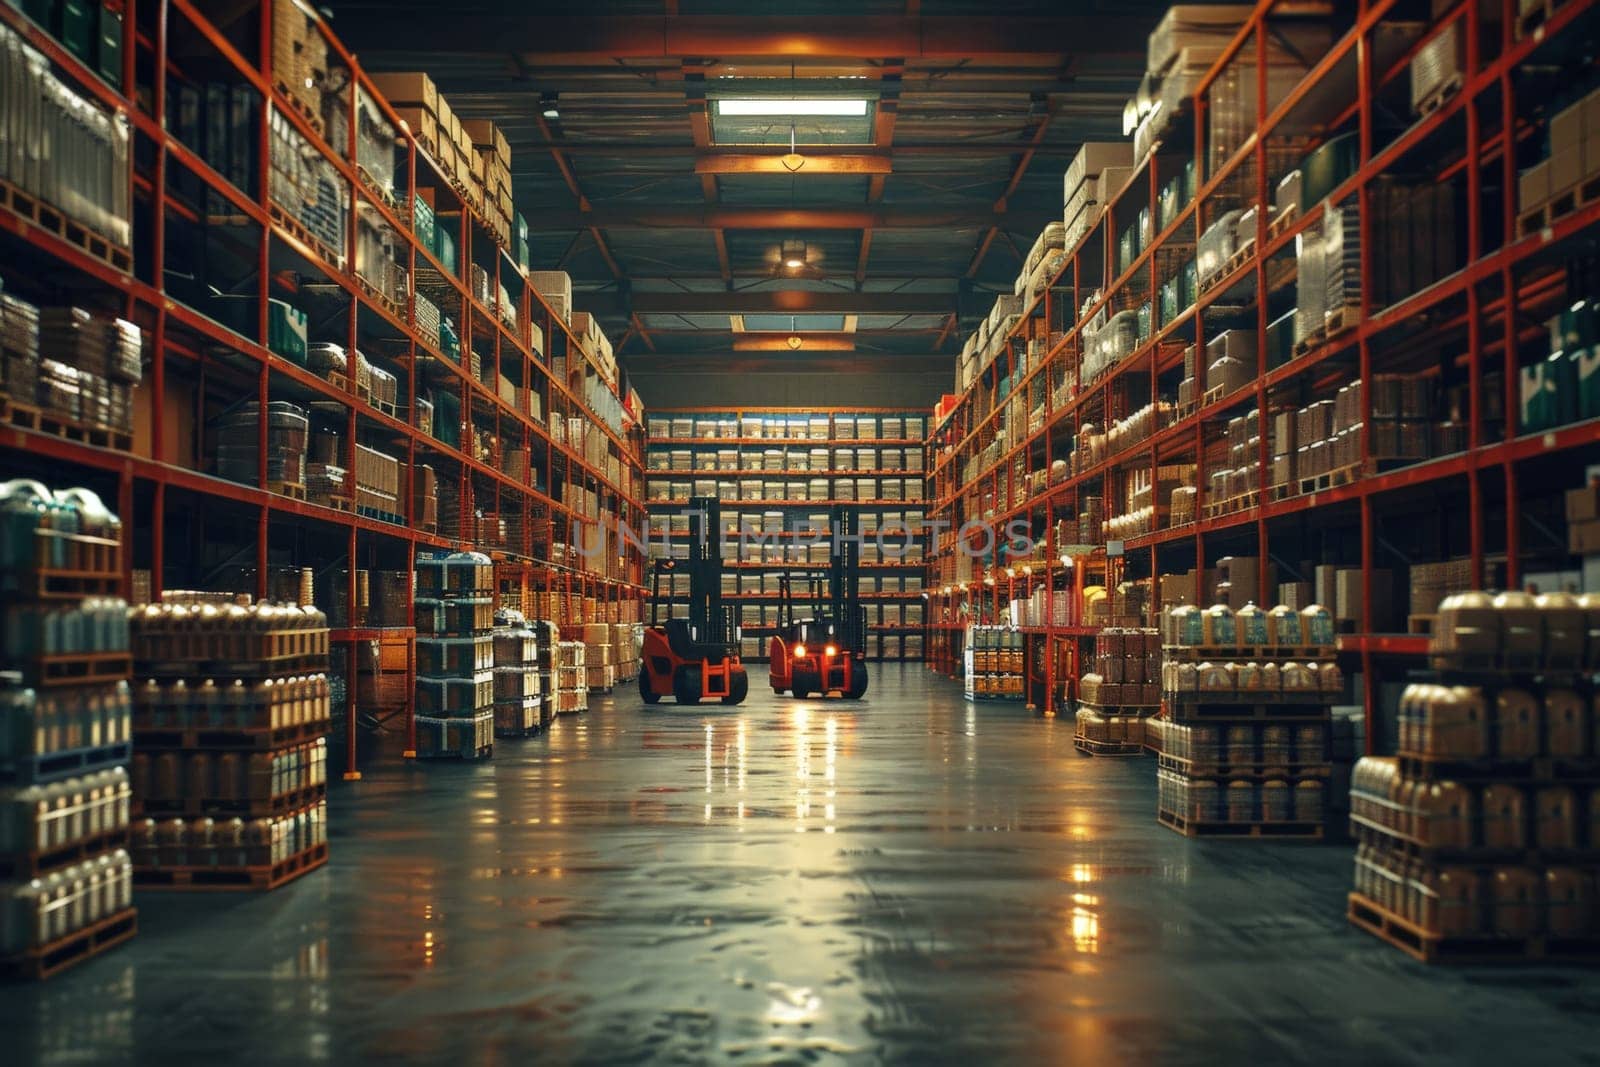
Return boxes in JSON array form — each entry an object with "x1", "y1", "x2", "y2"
[
  {"x1": 267, "y1": 300, "x2": 308, "y2": 365},
  {"x1": 1181, "y1": 259, "x2": 1198, "y2": 308},
  {"x1": 56, "y1": 0, "x2": 94, "y2": 63},
  {"x1": 1118, "y1": 227, "x2": 1136, "y2": 273},
  {"x1": 1520, "y1": 354, "x2": 1576, "y2": 433},
  {"x1": 439, "y1": 316, "x2": 461, "y2": 361},
  {"x1": 1180, "y1": 158, "x2": 1196, "y2": 205},
  {"x1": 1300, "y1": 132, "x2": 1359, "y2": 211},
  {"x1": 430, "y1": 389, "x2": 461, "y2": 448},
  {"x1": 1159, "y1": 178, "x2": 1180, "y2": 231},
  {"x1": 1137, "y1": 207, "x2": 1151, "y2": 253},
  {"x1": 515, "y1": 212, "x2": 530, "y2": 270},
  {"x1": 413, "y1": 196, "x2": 436, "y2": 256},
  {"x1": 96, "y1": 4, "x2": 122, "y2": 88},
  {"x1": 1576, "y1": 346, "x2": 1600, "y2": 419},
  {"x1": 435, "y1": 224, "x2": 457, "y2": 275}
]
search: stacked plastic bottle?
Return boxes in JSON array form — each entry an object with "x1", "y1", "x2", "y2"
[
  {"x1": 127, "y1": 594, "x2": 330, "y2": 890},
  {"x1": 1156, "y1": 601, "x2": 1338, "y2": 837},
  {"x1": 0, "y1": 480, "x2": 136, "y2": 977},
  {"x1": 1348, "y1": 591, "x2": 1600, "y2": 962},
  {"x1": 492, "y1": 608, "x2": 542, "y2": 737},
  {"x1": 414, "y1": 552, "x2": 494, "y2": 758}
]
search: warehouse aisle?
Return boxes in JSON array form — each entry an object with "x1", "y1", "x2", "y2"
[{"x1": 5, "y1": 667, "x2": 1599, "y2": 1064}]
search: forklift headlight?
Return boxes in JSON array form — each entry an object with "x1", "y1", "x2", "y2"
[
  {"x1": 825, "y1": 644, "x2": 837, "y2": 657},
  {"x1": 736, "y1": 625, "x2": 743, "y2": 641},
  {"x1": 793, "y1": 644, "x2": 807, "y2": 659}
]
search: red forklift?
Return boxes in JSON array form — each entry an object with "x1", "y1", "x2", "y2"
[
  {"x1": 640, "y1": 497, "x2": 749, "y2": 706},
  {"x1": 768, "y1": 504, "x2": 868, "y2": 699}
]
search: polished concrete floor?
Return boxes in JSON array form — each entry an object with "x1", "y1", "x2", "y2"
[{"x1": 6, "y1": 665, "x2": 1600, "y2": 1065}]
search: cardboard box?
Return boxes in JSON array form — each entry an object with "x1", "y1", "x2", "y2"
[
  {"x1": 1550, "y1": 145, "x2": 1583, "y2": 196},
  {"x1": 1519, "y1": 160, "x2": 1550, "y2": 211},
  {"x1": 369, "y1": 72, "x2": 437, "y2": 114},
  {"x1": 393, "y1": 106, "x2": 437, "y2": 149},
  {"x1": 1336, "y1": 567, "x2": 1394, "y2": 629},
  {"x1": 1570, "y1": 518, "x2": 1600, "y2": 556},
  {"x1": 1568, "y1": 483, "x2": 1600, "y2": 523}
]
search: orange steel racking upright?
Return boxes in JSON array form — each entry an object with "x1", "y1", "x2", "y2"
[
  {"x1": 925, "y1": 0, "x2": 1600, "y2": 736},
  {"x1": 0, "y1": 0, "x2": 647, "y2": 776}
]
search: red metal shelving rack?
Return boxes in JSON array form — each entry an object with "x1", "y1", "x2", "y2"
[
  {"x1": 924, "y1": 0, "x2": 1600, "y2": 737},
  {"x1": 0, "y1": 0, "x2": 648, "y2": 775}
]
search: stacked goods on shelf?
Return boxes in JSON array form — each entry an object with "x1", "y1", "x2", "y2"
[
  {"x1": 0, "y1": 22, "x2": 133, "y2": 264},
  {"x1": 1347, "y1": 590, "x2": 1600, "y2": 962},
  {"x1": 0, "y1": 303, "x2": 142, "y2": 444},
  {"x1": 267, "y1": 105, "x2": 348, "y2": 264},
  {"x1": 127, "y1": 591, "x2": 330, "y2": 890},
  {"x1": 0, "y1": 480, "x2": 135, "y2": 978},
  {"x1": 1517, "y1": 85, "x2": 1600, "y2": 235},
  {"x1": 491, "y1": 608, "x2": 540, "y2": 738},
  {"x1": 1526, "y1": 295, "x2": 1600, "y2": 435},
  {"x1": 1156, "y1": 602, "x2": 1339, "y2": 838},
  {"x1": 612, "y1": 622, "x2": 642, "y2": 683},
  {"x1": 555, "y1": 640, "x2": 587, "y2": 715},
  {"x1": 583, "y1": 623, "x2": 614, "y2": 694},
  {"x1": 965, "y1": 626, "x2": 1023, "y2": 701},
  {"x1": 1075, "y1": 628, "x2": 1160, "y2": 755},
  {"x1": 1568, "y1": 478, "x2": 1600, "y2": 558},
  {"x1": 1061, "y1": 142, "x2": 1134, "y2": 265},
  {"x1": 354, "y1": 204, "x2": 408, "y2": 313},
  {"x1": 414, "y1": 551, "x2": 493, "y2": 760},
  {"x1": 213, "y1": 401, "x2": 308, "y2": 494}
]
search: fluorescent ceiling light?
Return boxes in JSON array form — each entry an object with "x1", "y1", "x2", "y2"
[{"x1": 716, "y1": 98, "x2": 868, "y2": 117}]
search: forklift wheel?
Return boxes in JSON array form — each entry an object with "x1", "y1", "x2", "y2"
[
  {"x1": 639, "y1": 670, "x2": 660, "y2": 705},
  {"x1": 723, "y1": 668, "x2": 749, "y2": 706},
  {"x1": 846, "y1": 662, "x2": 869, "y2": 700},
  {"x1": 673, "y1": 664, "x2": 702, "y2": 705},
  {"x1": 792, "y1": 671, "x2": 819, "y2": 699}
]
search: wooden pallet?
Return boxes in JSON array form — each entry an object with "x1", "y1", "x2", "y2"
[
  {"x1": 1158, "y1": 752, "x2": 1330, "y2": 778},
  {"x1": 1291, "y1": 323, "x2": 1327, "y2": 358},
  {"x1": 132, "y1": 717, "x2": 332, "y2": 752},
  {"x1": 354, "y1": 274, "x2": 403, "y2": 321},
  {"x1": 1296, "y1": 460, "x2": 1366, "y2": 496},
  {"x1": 1518, "y1": 172, "x2": 1600, "y2": 237},
  {"x1": 268, "y1": 480, "x2": 308, "y2": 501},
  {"x1": 1074, "y1": 734, "x2": 1147, "y2": 757},
  {"x1": 1166, "y1": 697, "x2": 1335, "y2": 721},
  {"x1": 0, "y1": 908, "x2": 137, "y2": 980},
  {"x1": 1394, "y1": 752, "x2": 1600, "y2": 784},
  {"x1": 11, "y1": 396, "x2": 135, "y2": 452},
  {"x1": 1348, "y1": 892, "x2": 1600, "y2": 963},
  {"x1": 0, "y1": 741, "x2": 133, "y2": 786},
  {"x1": 0, "y1": 177, "x2": 133, "y2": 273},
  {"x1": 1415, "y1": 72, "x2": 1463, "y2": 119},
  {"x1": 1203, "y1": 488, "x2": 1259, "y2": 519},
  {"x1": 1325, "y1": 301, "x2": 1361, "y2": 339},
  {"x1": 417, "y1": 742, "x2": 494, "y2": 759},
  {"x1": 273, "y1": 82, "x2": 325, "y2": 137},
  {"x1": 134, "y1": 781, "x2": 326, "y2": 820},
  {"x1": 1407, "y1": 613, "x2": 1437, "y2": 635},
  {"x1": 356, "y1": 166, "x2": 398, "y2": 212},
  {"x1": 1266, "y1": 202, "x2": 1300, "y2": 242},
  {"x1": 135, "y1": 842, "x2": 327, "y2": 891},
  {"x1": 1159, "y1": 807, "x2": 1324, "y2": 839},
  {"x1": 1162, "y1": 645, "x2": 1334, "y2": 662},
  {"x1": 315, "y1": 493, "x2": 354, "y2": 513},
  {"x1": 27, "y1": 651, "x2": 132, "y2": 688},
  {"x1": 268, "y1": 203, "x2": 345, "y2": 271},
  {"x1": 0, "y1": 829, "x2": 130, "y2": 880}
]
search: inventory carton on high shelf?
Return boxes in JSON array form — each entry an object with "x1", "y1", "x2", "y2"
[{"x1": 0, "y1": 480, "x2": 136, "y2": 979}]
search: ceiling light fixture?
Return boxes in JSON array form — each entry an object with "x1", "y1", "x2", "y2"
[
  {"x1": 781, "y1": 239, "x2": 806, "y2": 271},
  {"x1": 781, "y1": 123, "x2": 805, "y2": 172},
  {"x1": 716, "y1": 98, "x2": 868, "y2": 117},
  {"x1": 540, "y1": 92, "x2": 560, "y2": 120}
]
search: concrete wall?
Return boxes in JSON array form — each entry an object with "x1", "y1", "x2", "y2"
[{"x1": 629, "y1": 358, "x2": 951, "y2": 411}]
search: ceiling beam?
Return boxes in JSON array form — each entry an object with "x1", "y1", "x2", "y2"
[
  {"x1": 695, "y1": 154, "x2": 894, "y2": 175},
  {"x1": 535, "y1": 205, "x2": 1030, "y2": 230},
  {"x1": 682, "y1": 72, "x2": 731, "y2": 291},
  {"x1": 531, "y1": 112, "x2": 626, "y2": 282},
  {"x1": 966, "y1": 102, "x2": 1055, "y2": 278},
  {"x1": 732, "y1": 335, "x2": 857, "y2": 352},
  {"x1": 331, "y1": 15, "x2": 1151, "y2": 60},
  {"x1": 858, "y1": 62, "x2": 902, "y2": 289},
  {"x1": 581, "y1": 290, "x2": 956, "y2": 316}
]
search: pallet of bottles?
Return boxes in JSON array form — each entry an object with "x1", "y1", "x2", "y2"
[
  {"x1": 1073, "y1": 704, "x2": 1157, "y2": 757},
  {"x1": 1345, "y1": 589, "x2": 1600, "y2": 961},
  {"x1": 1, "y1": 905, "x2": 137, "y2": 981},
  {"x1": 130, "y1": 799, "x2": 328, "y2": 889},
  {"x1": 415, "y1": 709, "x2": 494, "y2": 759}
]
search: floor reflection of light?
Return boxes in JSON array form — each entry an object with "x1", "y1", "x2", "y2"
[
  {"x1": 737, "y1": 719, "x2": 747, "y2": 790},
  {"x1": 966, "y1": 705, "x2": 976, "y2": 737},
  {"x1": 764, "y1": 985, "x2": 823, "y2": 1026},
  {"x1": 796, "y1": 705, "x2": 811, "y2": 832},
  {"x1": 423, "y1": 929, "x2": 434, "y2": 965},
  {"x1": 1068, "y1": 863, "x2": 1096, "y2": 884},
  {"x1": 1069, "y1": 907, "x2": 1099, "y2": 953},
  {"x1": 705, "y1": 721, "x2": 714, "y2": 792}
]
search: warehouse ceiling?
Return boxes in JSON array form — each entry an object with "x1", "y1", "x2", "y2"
[{"x1": 323, "y1": 0, "x2": 1212, "y2": 376}]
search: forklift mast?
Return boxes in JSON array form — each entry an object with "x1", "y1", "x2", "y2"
[
  {"x1": 687, "y1": 496, "x2": 721, "y2": 639},
  {"x1": 830, "y1": 503, "x2": 866, "y2": 655}
]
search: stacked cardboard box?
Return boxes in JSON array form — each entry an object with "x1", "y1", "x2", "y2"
[
  {"x1": 414, "y1": 552, "x2": 495, "y2": 759},
  {"x1": 463, "y1": 119, "x2": 514, "y2": 247},
  {"x1": 271, "y1": 0, "x2": 326, "y2": 122},
  {"x1": 556, "y1": 640, "x2": 588, "y2": 714},
  {"x1": 1568, "y1": 480, "x2": 1600, "y2": 557},
  {"x1": 583, "y1": 623, "x2": 615, "y2": 692},
  {"x1": 492, "y1": 609, "x2": 542, "y2": 737}
]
